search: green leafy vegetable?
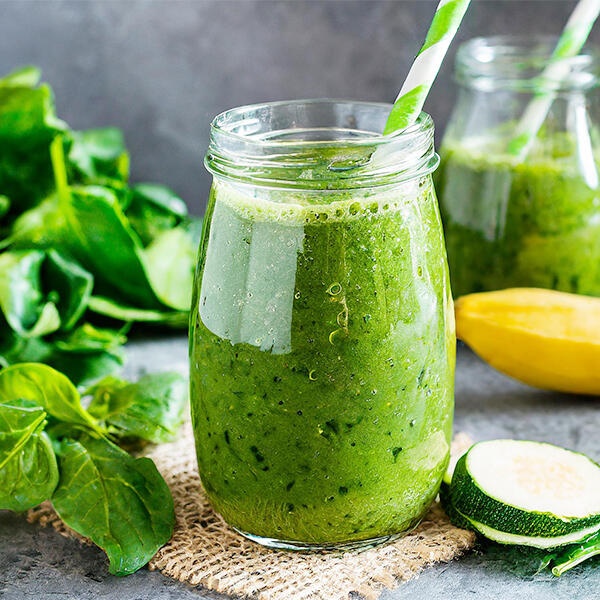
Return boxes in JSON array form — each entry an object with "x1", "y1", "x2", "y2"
[
  {"x1": 0, "y1": 250, "x2": 60, "y2": 337},
  {"x1": 540, "y1": 530, "x2": 600, "y2": 576},
  {"x1": 43, "y1": 249, "x2": 93, "y2": 330},
  {"x1": 52, "y1": 434, "x2": 174, "y2": 575},
  {"x1": 0, "y1": 402, "x2": 59, "y2": 510},
  {"x1": 0, "y1": 362, "x2": 101, "y2": 433},
  {"x1": 142, "y1": 226, "x2": 197, "y2": 310},
  {"x1": 126, "y1": 183, "x2": 187, "y2": 246},
  {"x1": 0, "y1": 65, "x2": 200, "y2": 379},
  {"x1": 2, "y1": 194, "x2": 65, "y2": 250},
  {"x1": 87, "y1": 296, "x2": 188, "y2": 327},
  {"x1": 65, "y1": 127, "x2": 129, "y2": 185},
  {"x1": 87, "y1": 372, "x2": 187, "y2": 443},
  {"x1": 0, "y1": 362, "x2": 178, "y2": 574},
  {"x1": 0, "y1": 66, "x2": 65, "y2": 214},
  {"x1": 0, "y1": 61, "x2": 192, "y2": 573},
  {"x1": 0, "y1": 195, "x2": 10, "y2": 219},
  {"x1": 58, "y1": 185, "x2": 163, "y2": 308},
  {"x1": 0, "y1": 330, "x2": 125, "y2": 388}
]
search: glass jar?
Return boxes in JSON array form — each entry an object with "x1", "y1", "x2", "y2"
[
  {"x1": 190, "y1": 100, "x2": 454, "y2": 550},
  {"x1": 437, "y1": 36, "x2": 600, "y2": 297}
]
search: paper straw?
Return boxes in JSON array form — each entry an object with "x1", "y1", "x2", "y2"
[
  {"x1": 384, "y1": 0, "x2": 472, "y2": 135},
  {"x1": 507, "y1": 0, "x2": 600, "y2": 158}
]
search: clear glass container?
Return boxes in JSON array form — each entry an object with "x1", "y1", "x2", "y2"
[
  {"x1": 437, "y1": 36, "x2": 600, "y2": 296},
  {"x1": 190, "y1": 100, "x2": 455, "y2": 550}
]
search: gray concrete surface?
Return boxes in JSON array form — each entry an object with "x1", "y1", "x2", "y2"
[
  {"x1": 1, "y1": 340, "x2": 598, "y2": 599},
  {"x1": 0, "y1": 1, "x2": 593, "y2": 214}
]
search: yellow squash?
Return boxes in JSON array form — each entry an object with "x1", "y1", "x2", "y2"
[{"x1": 455, "y1": 288, "x2": 600, "y2": 395}]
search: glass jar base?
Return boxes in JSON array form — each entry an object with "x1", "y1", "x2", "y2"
[{"x1": 233, "y1": 522, "x2": 421, "y2": 552}]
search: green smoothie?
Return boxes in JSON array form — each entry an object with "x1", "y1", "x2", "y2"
[
  {"x1": 190, "y1": 174, "x2": 455, "y2": 547},
  {"x1": 437, "y1": 135, "x2": 600, "y2": 297}
]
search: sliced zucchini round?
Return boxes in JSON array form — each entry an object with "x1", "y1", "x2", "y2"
[
  {"x1": 466, "y1": 517, "x2": 600, "y2": 550},
  {"x1": 440, "y1": 450, "x2": 473, "y2": 530},
  {"x1": 450, "y1": 440, "x2": 600, "y2": 538}
]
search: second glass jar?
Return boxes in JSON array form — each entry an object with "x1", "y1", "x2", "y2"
[{"x1": 437, "y1": 36, "x2": 600, "y2": 297}]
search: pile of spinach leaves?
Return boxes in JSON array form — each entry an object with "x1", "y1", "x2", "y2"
[
  {"x1": 0, "y1": 362, "x2": 187, "y2": 575},
  {"x1": 0, "y1": 66, "x2": 200, "y2": 386}
]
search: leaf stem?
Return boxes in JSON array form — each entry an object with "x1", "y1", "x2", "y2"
[{"x1": 50, "y1": 134, "x2": 70, "y2": 206}]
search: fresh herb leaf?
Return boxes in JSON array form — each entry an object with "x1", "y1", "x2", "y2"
[
  {"x1": 87, "y1": 296, "x2": 188, "y2": 327},
  {"x1": 87, "y1": 372, "x2": 187, "y2": 443},
  {"x1": 142, "y1": 225, "x2": 197, "y2": 311},
  {"x1": 0, "y1": 363, "x2": 101, "y2": 433},
  {"x1": 0, "y1": 331, "x2": 125, "y2": 388},
  {"x1": 0, "y1": 402, "x2": 58, "y2": 510},
  {"x1": 65, "y1": 128, "x2": 129, "y2": 185},
  {"x1": 0, "y1": 195, "x2": 9, "y2": 219},
  {"x1": 0, "y1": 67, "x2": 66, "y2": 214},
  {"x1": 0, "y1": 65, "x2": 41, "y2": 88},
  {"x1": 0, "y1": 250, "x2": 61, "y2": 337},
  {"x1": 2, "y1": 194, "x2": 65, "y2": 250},
  {"x1": 51, "y1": 434, "x2": 174, "y2": 575},
  {"x1": 126, "y1": 183, "x2": 187, "y2": 246},
  {"x1": 542, "y1": 530, "x2": 600, "y2": 576},
  {"x1": 52, "y1": 322, "x2": 127, "y2": 354},
  {"x1": 58, "y1": 185, "x2": 164, "y2": 309},
  {"x1": 43, "y1": 249, "x2": 93, "y2": 330}
]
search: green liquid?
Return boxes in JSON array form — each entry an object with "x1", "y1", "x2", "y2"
[
  {"x1": 190, "y1": 177, "x2": 454, "y2": 545},
  {"x1": 437, "y1": 137, "x2": 600, "y2": 297}
]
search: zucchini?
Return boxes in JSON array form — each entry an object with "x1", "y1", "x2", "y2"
[
  {"x1": 450, "y1": 440, "x2": 600, "y2": 538},
  {"x1": 440, "y1": 450, "x2": 473, "y2": 530},
  {"x1": 466, "y1": 518, "x2": 600, "y2": 550}
]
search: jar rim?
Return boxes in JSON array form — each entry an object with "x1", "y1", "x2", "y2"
[
  {"x1": 210, "y1": 98, "x2": 432, "y2": 147},
  {"x1": 455, "y1": 35, "x2": 600, "y2": 93},
  {"x1": 205, "y1": 99, "x2": 438, "y2": 190}
]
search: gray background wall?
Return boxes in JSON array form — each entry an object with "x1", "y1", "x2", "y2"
[{"x1": 0, "y1": 0, "x2": 593, "y2": 214}]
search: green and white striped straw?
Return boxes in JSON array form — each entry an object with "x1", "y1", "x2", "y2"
[
  {"x1": 384, "y1": 0, "x2": 471, "y2": 135},
  {"x1": 507, "y1": 0, "x2": 600, "y2": 158}
]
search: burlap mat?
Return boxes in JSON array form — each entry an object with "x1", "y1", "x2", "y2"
[{"x1": 28, "y1": 425, "x2": 475, "y2": 600}]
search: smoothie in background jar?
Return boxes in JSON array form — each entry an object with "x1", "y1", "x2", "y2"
[
  {"x1": 437, "y1": 36, "x2": 600, "y2": 297},
  {"x1": 190, "y1": 101, "x2": 455, "y2": 549}
]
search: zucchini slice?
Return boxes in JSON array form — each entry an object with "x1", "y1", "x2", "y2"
[
  {"x1": 450, "y1": 440, "x2": 600, "y2": 538},
  {"x1": 440, "y1": 450, "x2": 473, "y2": 530},
  {"x1": 466, "y1": 518, "x2": 600, "y2": 550}
]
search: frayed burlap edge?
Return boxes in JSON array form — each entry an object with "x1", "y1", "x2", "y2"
[{"x1": 28, "y1": 426, "x2": 475, "y2": 600}]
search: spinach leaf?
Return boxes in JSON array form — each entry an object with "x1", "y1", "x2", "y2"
[
  {"x1": 0, "y1": 402, "x2": 59, "y2": 510},
  {"x1": 7, "y1": 189, "x2": 196, "y2": 318},
  {"x1": 87, "y1": 372, "x2": 187, "y2": 443},
  {"x1": 548, "y1": 531, "x2": 600, "y2": 575},
  {"x1": 142, "y1": 225, "x2": 197, "y2": 311},
  {"x1": 43, "y1": 250, "x2": 94, "y2": 330},
  {"x1": 0, "y1": 401, "x2": 46, "y2": 462},
  {"x1": 126, "y1": 183, "x2": 187, "y2": 246},
  {"x1": 0, "y1": 249, "x2": 93, "y2": 338},
  {"x1": 87, "y1": 296, "x2": 188, "y2": 327},
  {"x1": 52, "y1": 322, "x2": 127, "y2": 354},
  {"x1": 0, "y1": 250, "x2": 61, "y2": 337},
  {"x1": 49, "y1": 351, "x2": 124, "y2": 389},
  {"x1": 52, "y1": 434, "x2": 174, "y2": 575},
  {"x1": 0, "y1": 67, "x2": 66, "y2": 214},
  {"x1": 0, "y1": 65, "x2": 41, "y2": 88},
  {"x1": 2, "y1": 194, "x2": 65, "y2": 250},
  {"x1": 0, "y1": 325, "x2": 126, "y2": 388},
  {"x1": 49, "y1": 324, "x2": 126, "y2": 386},
  {"x1": 0, "y1": 195, "x2": 9, "y2": 219},
  {"x1": 65, "y1": 128, "x2": 129, "y2": 185},
  {"x1": 0, "y1": 363, "x2": 101, "y2": 433},
  {"x1": 59, "y1": 185, "x2": 164, "y2": 309},
  {"x1": 0, "y1": 336, "x2": 123, "y2": 388}
]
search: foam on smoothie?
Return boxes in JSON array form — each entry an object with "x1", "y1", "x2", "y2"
[{"x1": 214, "y1": 177, "x2": 430, "y2": 226}]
